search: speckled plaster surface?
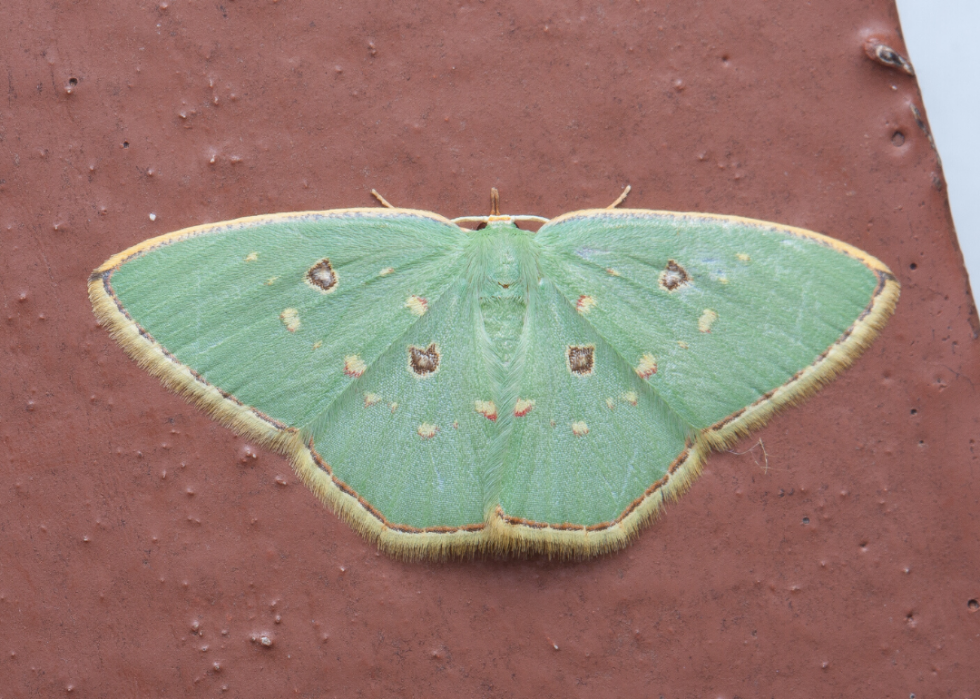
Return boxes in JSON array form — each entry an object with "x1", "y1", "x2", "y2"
[{"x1": 1, "y1": 1, "x2": 978, "y2": 697}]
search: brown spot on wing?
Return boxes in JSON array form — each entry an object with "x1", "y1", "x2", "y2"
[
  {"x1": 567, "y1": 345, "x2": 595, "y2": 375},
  {"x1": 305, "y1": 258, "x2": 339, "y2": 292},
  {"x1": 408, "y1": 344, "x2": 440, "y2": 377},
  {"x1": 659, "y1": 260, "x2": 690, "y2": 291}
]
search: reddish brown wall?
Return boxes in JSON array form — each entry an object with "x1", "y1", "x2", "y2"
[{"x1": 2, "y1": 1, "x2": 978, "y2": 696}]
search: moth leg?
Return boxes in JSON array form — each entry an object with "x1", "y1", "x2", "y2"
[
  {"x1": 370, "y1": 189, "x2": 396, "y2": 209},
  {"x1": 606, "y1": 184, "x2": 631, "y2": 209}
]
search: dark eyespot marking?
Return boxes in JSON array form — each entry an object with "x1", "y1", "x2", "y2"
[
  {"x1": 305, "y1": 258, "x2": 338, "y2": 293},
  {"x1": 659, "y1": 260, "x2": 690, "y2": 291},
  {"x1": 567, "y1": 345, "x2": 595, "y2": 376},
  {"x1": 409, "y1": 344, "x2": 440, "y2": 377}
]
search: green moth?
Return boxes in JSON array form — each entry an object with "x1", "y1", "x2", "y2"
[{"x1": 89, "y1": 189, "x2": 899, "y2": 559}]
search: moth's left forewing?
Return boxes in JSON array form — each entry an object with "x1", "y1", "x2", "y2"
[{"x1": 536, "y1": 209, "x2": 898, "y2": 430}]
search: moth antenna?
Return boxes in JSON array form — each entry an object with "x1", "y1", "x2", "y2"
[
  {"x1": 607, "y1": 184, "x2": 631, "y2": 209},
  {"x1": 371, "y1": 189, "x2": 395, "y2": 209},
  {"x1": 490, "y1": 187, "x2": 501, "y2": 216}
]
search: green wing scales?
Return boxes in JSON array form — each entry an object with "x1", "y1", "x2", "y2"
[
  {"x1": 90, "y1": 203, "x2": 899, "y2": 559},
  {"x1": 309, "y1": 272, "x2": 495, "y2": 534},
  {"x1": 103, "y1": 210, "x2": 468, "y2": 429},
  {"x1": 499, "y1": 276, "x2": 689, "y2": 528},
  {"x1": 535, "y1": 210, "x2": 890, "y2": 430}
]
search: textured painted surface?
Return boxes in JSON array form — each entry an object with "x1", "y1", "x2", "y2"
[{"x1": 1, "y1": 0, "x2": 977, "y2": 696}]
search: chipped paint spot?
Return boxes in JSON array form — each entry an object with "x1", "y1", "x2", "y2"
[
  {"x1": 698, "y1": 309, "x2": 719, "y2": 333},
  {"x1": 364, "y1": 392, "x2": 381, "y2": 407},
  {"x1": 635, "y1": 353, "x2": 658, "y2": 379},
  {"x1": 571, "y1": 421, "x2": 589, "y2": 437},
  {"x1": 408, "y1": 344, "x2": 440, "y2": 377},
  {"x1": 677, "y1": 341, "x2": 689, "y2": 349},
  {"x1": 344, "y1": 355, "x2": 367, "y2": 377},
  {"x1": 621, "y1": 391, "x2": 638, "y2": 406},
  {"x1": 245, "y1": 252, "x2": 259, "y2": 262},
  {"x1": 736, "y1": 253, "x2": 751, "y2": 262},
  {"x1": 379, "y1": 267, "x2": 395, "y2": 276},
  {"x1": 280, "y1": 308, "x2": 300, "y2": 332},
  {"x1": 474, "y1": 400, "x2": 498, "y2": 421},
  {"x1": 305, "y1": 258, "x2": 339, "y2": 293},
  {"x1": 605, "y1": 397, "x2": 616, "y2": 410},
  {"x1": 659, "y1": 260, "x2": 690, "y2": 291},
  {"x1": 265, "y1": 277, "x2": 278, "y2": 286},
  {"x1": 514, "y1": 398, "x2": 535, "y2": 417},
  {"x1": 453, "y1": 420, "x2": 459, "y2": 429},
  {"x1": 576, "y1": 295, "x2": 597, "y2": 315},
  {"x1": 312, "y1": 340, "x2": 323, "y2": 350},
  {"x1": 390, "y1": 402, "x2": 399, "y2": 413},
  {"x1": 550, "y1": 420, "x2": 556, "y2": 428},
  {"x1": 567, "y1": 345, "x2": 595, "y2": 376},
  {"x1": 417, "y1": 423, "x2": 439, "y2": 439},
  {"x1": 405, "y1": 295, "x2": 428, "y2": 316},
  {"x1": 719, "y1": 276, "x2": 729, "y2": 285},
  {"x1": 606, "y1": 268, "x2": 620, "y2": 277}
]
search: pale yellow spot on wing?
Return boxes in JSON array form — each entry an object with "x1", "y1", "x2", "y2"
[
  {"x1": 405, "y1": 295, "x2": 428, "y2": 316},
  {"x1": 576, "y1": 295, "x2": 597, "y2": 315},
  {"x1": 379, "y1": 267, "x2": 395, "y2": 276},
  {"x1": 736, "y1": 253, "x2": 751, "y2": 262},
  {"x1": 605, "y1": 397, "x2": 615, "y2": 410},
  {"x1": 621, "y1": 391, "x2": 638, "y2": 406},
  {"x1": 514, "y1": 398, "x2": 535, "y2": 417},
  {"x1": 635, "y1": 353, "x2": 658, "y2": 379},
  {"x1": 280, "y1": 308, "x2": 300, "y2": 332},
  {"x1": 474, "y1": 400, "x2": 498, "y2": 421},
  {"x1": 417, "y1": 423, "x2": 439, "y2": 439},
  {"x1": 265, "y1": 276, "x2": 278, "y2": 286},
  {"x1": 363, "y1": 392, "x2": 381, "y2": 407},
  {"x1": 245, "y1": 252, "x2": 259, "y2": 262},
  {"x1": 343, "y1": 355, "x2": 367, "y2": 377},
  {"x1": 677, "y1": 341, "x2": 689, "y2": 349},
  {"x1": 606, "y1": 268, "x2": 620, "y2": 277},
  {"x1": 390, "y1": 402, "x2": 398, "y2": 413},
  {"x1": 571, "y1": 421, "x2": 589, "y2": 437},
  {"x1": 698, "y1": 309, "x2": 719, "y2": 333},
  {"x1": 312, "y1": 340, "x2": 322, "y2": 350}
]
